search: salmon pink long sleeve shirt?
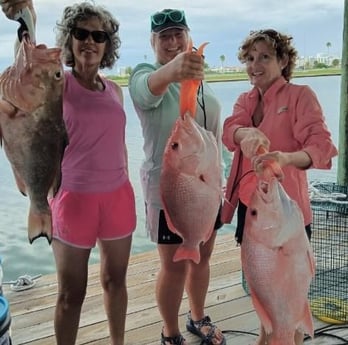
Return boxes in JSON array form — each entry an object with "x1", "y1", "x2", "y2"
[{"x1": 222, "y1": 77, "x2": 338, "y2": 226}]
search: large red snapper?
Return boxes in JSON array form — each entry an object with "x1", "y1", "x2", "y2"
[
  {"x1": 0, "y1": 34, "x2": 67, "y2": 244},
  {"x1": 241, "y1": 177, "x2": 315, "y2": 344},
  {"x1": 160, "y1": 113, "x2": 221, "y2": 264}
]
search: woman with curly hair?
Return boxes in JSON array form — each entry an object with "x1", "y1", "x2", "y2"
[
  {"x1": 1, "y1": 1, "x2": 136, "y2": 344},
  {"x1": 221, "y1": 29, "x2": 337, "y2": 345}
]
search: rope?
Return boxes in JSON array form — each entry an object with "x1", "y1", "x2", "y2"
[{"x1": 309, "y1": 181, "x2": 348, "y2": 204}]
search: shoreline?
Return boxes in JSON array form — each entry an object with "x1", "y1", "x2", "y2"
[{"x1": 109, "y1": 68, "x2": 341, "y2": 87}]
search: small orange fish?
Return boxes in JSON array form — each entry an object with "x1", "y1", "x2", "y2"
[{"x1": 179, "y1": 40, "x2": 208, "y2": 118}]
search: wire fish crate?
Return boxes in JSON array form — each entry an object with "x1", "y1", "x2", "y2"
[{"x1": 309, "y1": 182, "x2": 348, "y2": 324}]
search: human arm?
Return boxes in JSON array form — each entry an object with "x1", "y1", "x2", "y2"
[
  {"x1": 291, "y1": 86, "x2": 338, "y2": 169},
  {"x1": 147, "y1": 50, "x2": 204, "y2": 96},
  {"x1": 222, "y1": 91, "x2": 270, "y2": 158},
  {"x1": 253, "y1": 85, "x2": 337, "y2": 175}
]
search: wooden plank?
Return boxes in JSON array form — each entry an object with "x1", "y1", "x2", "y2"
[{"x1": 3, "y1": 233, "x2": 348, "y2": 345}]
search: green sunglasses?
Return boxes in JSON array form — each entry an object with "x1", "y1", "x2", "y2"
[{"x1": 151, "y1": 10, "x2": 185, "y2": 26}]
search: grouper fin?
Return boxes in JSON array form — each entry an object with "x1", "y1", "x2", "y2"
[
  {"x1": 0, "y1": 99, "x2": 16, "y2": 116},
  {"x1": 179, "y1": 40, "x2": 209, "y2": 118},
  {"x1": 28, "y1": 205, "x2": 52, "y2": 244},
  {"x1": 13, "y1": 169, "x2": 27, "y2": 196},
  {"x1": 52, "y1": 126, "x2": 69, "y2": 197},
  {"x1": 173, "y1": 244, "x2": 201, "y2": 264}
]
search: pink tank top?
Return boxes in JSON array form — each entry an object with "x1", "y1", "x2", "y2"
[{"x1": 61, "y1": 71, "x2": 128, "y2": 193}]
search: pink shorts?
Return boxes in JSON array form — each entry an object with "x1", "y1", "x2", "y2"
[{"x1": 50, "y1": 180, "x2": 136, "y2": 248}]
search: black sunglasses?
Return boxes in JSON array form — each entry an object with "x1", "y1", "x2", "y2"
[{"x1": 71, "y1": 27, "x2": 109, "y2": 43}]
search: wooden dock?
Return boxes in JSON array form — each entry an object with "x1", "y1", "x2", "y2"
[{"x1": 3, "y1": 233, "x2": 348, "y2": 344}]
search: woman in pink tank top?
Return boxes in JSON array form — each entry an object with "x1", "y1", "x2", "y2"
[{"x1": 2, "y1": 2, "x2": 136, "y2": 345}]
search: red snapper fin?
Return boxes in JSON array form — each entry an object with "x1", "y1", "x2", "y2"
[
  {"x1": 300, "y1": 301, "x2": 314, "y2": 338},
  {"x1": 249, "y1": 287, "x2": 273, "y2": 335}
]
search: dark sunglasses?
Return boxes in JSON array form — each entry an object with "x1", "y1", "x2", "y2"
[
  {"x1": 71, "y1": 27, "x2": 109, "y2": 43},
  {"x1": 151, "y1": 10, "x2": 185, "y2": 26}
]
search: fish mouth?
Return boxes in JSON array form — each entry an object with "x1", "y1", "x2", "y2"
[{"x1": 257, "y1": 178, "x2": 278, "y2": 203}]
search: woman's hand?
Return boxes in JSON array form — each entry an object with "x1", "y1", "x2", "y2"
[
  {"x1": 167, "y1": 51, "x2": 204, "y2": 82},
  {"x1": 252, "y1": 151, "x2": 287, "y2": 181},
  {"x1": 238, "y1": 127, "x2": 270, "y2": 159},
  {"x1": 1, "y1": 0, "x2": 35, "y2": 23}
]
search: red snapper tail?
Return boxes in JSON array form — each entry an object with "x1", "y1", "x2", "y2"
[{"x1": 173, "y1": 244, "x2": 201, "y2": 264}]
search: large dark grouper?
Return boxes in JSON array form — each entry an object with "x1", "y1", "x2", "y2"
[{"x1": 0, "y1": 33, "x2": 67, "y2": 244}]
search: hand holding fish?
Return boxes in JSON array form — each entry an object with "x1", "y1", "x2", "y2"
[
  {"x1": 0, "y1": 0, "x2": 35, "y2": 23},
  {"x1": 238, "y1": 127, "x2": 270, "y2": 158},
  {"x1": 252, "y1": 149, "x2": 285, "y2": 181},
  {"x1": 253, "y1": 148, "x2": 313, "y2": 182},
  {"x1": 166, "y1": 49, "x2": 205, "y2": 82}
]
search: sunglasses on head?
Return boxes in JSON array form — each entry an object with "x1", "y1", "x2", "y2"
[
  {"x1": 71, "y1": 27, "x2": 109, "y2": 43},
  {"x1": 151, "y1": 9, "x2": 185, "y2": 26},
  {"x1": 250, "y1": 29, "x2": 282, "y2": 41}
]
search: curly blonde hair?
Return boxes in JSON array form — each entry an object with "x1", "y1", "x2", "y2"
[
  {"x1": 238, "y1": 29, "x2": 297, "y2": 81},
  {"x1": 55, "y1": 1, "x2": 121, "y2": 69}
]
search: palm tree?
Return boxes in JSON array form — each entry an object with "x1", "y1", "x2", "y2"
[
  {"x1": 219, "y1": 55, "x2": 225, "y2": 70},
  {"x1": 326, "y1": 42, "x2": 332, "y2": 56}
]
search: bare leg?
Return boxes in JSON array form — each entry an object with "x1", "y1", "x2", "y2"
[
  {"x1": 185, "y1": 232, "x2": 216, "y2": 320},
  {"x1": 185, "y1": 232, "x2": 224, "y2": 344},
  {"x1": 157, "y1": 244, "x2": 188, "y2": 345},
  {"x1": 99, "y1": 235, "x2": 132, "y2": 345},
  {"x1": 52, "y1": 239, "x2": 90, "y2": 345}
]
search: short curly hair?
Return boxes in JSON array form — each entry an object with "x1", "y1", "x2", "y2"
[
  {"x1": 238, "y1": 29, "x2": 298, "y2": 81},
  {"x1": 55, "y1": 1, "x2": 121, "y2": 69}
]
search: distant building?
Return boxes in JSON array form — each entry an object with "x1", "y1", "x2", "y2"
[{"x1": 296, "y1": 53, "x2": 340, "y2": 69}]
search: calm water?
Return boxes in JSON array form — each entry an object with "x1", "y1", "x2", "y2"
[{"x1": 0, "y1": 76, "x2": 340, "y2": 281}]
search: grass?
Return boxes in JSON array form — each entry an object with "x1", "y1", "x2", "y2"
[{"x1": 108, "y1": 67, "x2": 341, "y2": 87}]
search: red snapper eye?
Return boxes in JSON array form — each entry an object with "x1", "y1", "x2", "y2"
[{"x1": 171, "y1": 142, "x2": 179, "y2": 150}]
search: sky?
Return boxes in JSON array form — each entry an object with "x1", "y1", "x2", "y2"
[{"x1": 0, "y1": 0, "x2": 344, "y2": 75}]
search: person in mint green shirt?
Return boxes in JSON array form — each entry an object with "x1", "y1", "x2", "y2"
[{"x1": 129, "y1": 8, "x2": 226, "y2": 345}]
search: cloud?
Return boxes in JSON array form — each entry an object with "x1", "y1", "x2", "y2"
[{"x1": 0, "y1": 0, "x2": 344, "y2": 72}]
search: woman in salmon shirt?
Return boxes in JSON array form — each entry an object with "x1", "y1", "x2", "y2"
[{"x1": 221, "y1": 29, "x2": 338, "y2": 345}]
